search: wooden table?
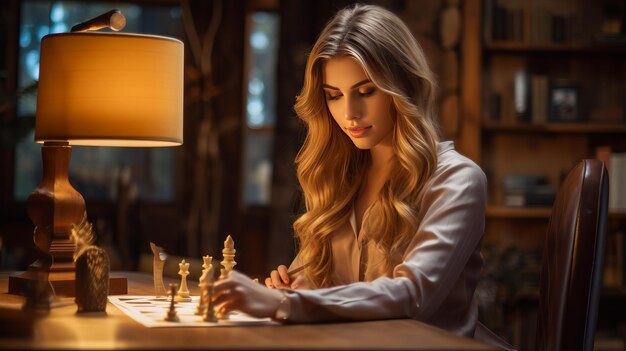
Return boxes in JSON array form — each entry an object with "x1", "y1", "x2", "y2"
[{"x1": 0, "y1": 271, "x2": 496, "y2": 350}]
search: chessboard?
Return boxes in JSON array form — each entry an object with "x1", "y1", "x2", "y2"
[{"x1": 109, "y1": 295, "x2": 278, "y2": 328}]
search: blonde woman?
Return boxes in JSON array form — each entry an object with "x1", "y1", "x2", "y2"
[{"x1": 214, "y1": 4, "x2": 509, "y2": 348}]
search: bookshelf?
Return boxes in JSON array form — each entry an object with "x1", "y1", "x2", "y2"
[
  {"x1": 486, "y1": 206, "x2": 626, "y2": 219},
  {"x1": 482, "y1": 121, "x2": 626, "y2": 133},
  {"x1": 459, "y1": 0, "x2": 626, "y2": 348}
]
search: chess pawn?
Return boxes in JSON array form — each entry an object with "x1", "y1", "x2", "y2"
[
  {"x1": 203, "y1": 265, "x2": 217, "y2": 323},
  {"x1": 75, "y1": 245, "x2": 110, "y2": 313},
  {"x1": 175, "y1": 259, "x2": 191, "y2": 302},
  {"x1": 164, "y1": 284, "x2": 179, "y2": 322},
  {"x1": 194, "y1": 286, "x2": 207, "y2": 316}
]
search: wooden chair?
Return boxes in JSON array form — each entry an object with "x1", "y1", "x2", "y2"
[{"x1": 535, "y1": 159, "x2": 609, "y2": 351}]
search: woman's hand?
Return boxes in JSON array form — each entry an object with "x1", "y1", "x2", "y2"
[
  {"x1": 213, "y1": 270, "x2": 284, "y2": 319},
  {"x1": 265, "y1": 265, "x2": 312, "y2": 290},
  {"x1": 265, "y1": 265, "x2": 290, "y2": 288}
]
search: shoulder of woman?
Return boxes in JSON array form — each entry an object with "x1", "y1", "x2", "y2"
[{"x1": 433, "y1": 147, "x2": 487, "y2": 187}]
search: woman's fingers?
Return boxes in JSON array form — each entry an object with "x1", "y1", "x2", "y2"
[
  {"x1": 216, "y1": 299, "x2": 237, "y2": 316},
  {"x1": 264, "y1": 265, "x2": 290, "y2": 288},
  {"x1": 277, "y1": 265, "x2": 289, "y2": 285},
  {"x1": 270, "y1": 270, "x2": 286, "y2": 288}
]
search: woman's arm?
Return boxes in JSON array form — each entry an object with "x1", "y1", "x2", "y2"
[
  {"x1": 274, "y1": 158, "x2": 487, "y2": 331},
  {"x1": 213, "y1": 155, "x2": 486, "y2": 334}
]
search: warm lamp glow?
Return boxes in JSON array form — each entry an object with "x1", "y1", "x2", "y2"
[
  {"x1": 35, "y1": 32, "x2": 183, "y2": 146},
  {"x1": 8, "y1": 29, "x2": 184, "y2": 300}
]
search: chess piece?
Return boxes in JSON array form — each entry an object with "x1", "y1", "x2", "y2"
[
  {"x1": 201, "y1": 255, "x2": 212, "y2": 273},
  {"x1": 203, "y1": 265, "x2": 217, "y2": 323},
  {"x1": 150, "y1": 242, "x2": 167, "y2": 298},
  {"x1": 22, "y1": 269, "x2": 55, "y2": 311},
  {"x1": 175, "y1": 259, "x2": 192, "y2": 302},
  {"x1": 69, "y1": 213, "x2": 109, "y2": 313},
  {"x1": 195, "y1": 283, "x2": 207, "y2": 316},
  {"x1": 219, "y1": 235, "x2": 237, "y2": 279},
  {"x1": 75, "y1": 246, "x2": 109, "y2": 313},
  {"x1": 195, "y1": 256, "x2": 212, "y2": 315},
  {"x1": 164, "y1": 284, "x2": 179, "y2": 322}
]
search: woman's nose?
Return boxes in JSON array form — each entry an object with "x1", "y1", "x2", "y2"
[{"x1": 344, "y1": 97, "x2": 361, "y2": 120}]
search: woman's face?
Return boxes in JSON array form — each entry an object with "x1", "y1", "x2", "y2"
[{"x1": 322, "y1": 56, "x2": 394, "y2": 150}]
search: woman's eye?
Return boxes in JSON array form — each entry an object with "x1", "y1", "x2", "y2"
[
  {"x1": 359, "y1": 88, "x2": 375, "y2": 97},
  {"x1": 326, "y1": 92, "x2": 342, "y2": 101}
]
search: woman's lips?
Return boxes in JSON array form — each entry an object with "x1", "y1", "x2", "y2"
[{"x1": 346, "y1": 126, "x2": 372, "y2": 138}]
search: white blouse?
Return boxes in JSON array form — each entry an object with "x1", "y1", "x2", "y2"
[{"x1": 284, "y1": 141, "x2": 486, "y2": 337}]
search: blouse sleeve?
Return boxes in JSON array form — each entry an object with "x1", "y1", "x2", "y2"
[{"x1": 282, "y1": 156, "x2": 487, "y2": 333}]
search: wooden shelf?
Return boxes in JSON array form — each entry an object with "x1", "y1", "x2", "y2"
[
  {"x1": 515, "y1": 287, "x2": 626, "y2": 302},
  {"x1": 482, "y1": 122, "x2": 626, "y2": 134},
  {"x1": 609, "y1": 211, "x2": 626, "y2": 219},
  {"x1": 486, "y1": 207, "x2": 551, "y2": 219},
  {"x1": 486, "y1": 206, "x2": 626, "y2": 219},
  {"x1": 484, "y1": 41, "x2": 626, "y2": 54}
]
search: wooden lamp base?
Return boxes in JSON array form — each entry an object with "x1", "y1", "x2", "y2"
[
  {"x1": 8, "y1": 271, "x2": 128, "y2": 297},
  {"x1": 7, "y1": 142, "x2": 127, "y2": 299}
]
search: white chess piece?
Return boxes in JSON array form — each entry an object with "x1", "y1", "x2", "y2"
[
  {"x1": 203, "y1": 264, "x2": 218, "y2": 323},
  {"x1": 201, "y1": 255, "x2": 213, "y2": 273},
  {"x1": 175, "y1": 259, "x2": 192, "y2": 302},
  {"x1": 150, "y1": 242, "x2": 167, "y2": 298},
  {"x1": 219, "y1": 235, "x2": 237, "y2": 279},
  {"x1": 195, "y1": 256, "x2": 212, "y2": 315}
]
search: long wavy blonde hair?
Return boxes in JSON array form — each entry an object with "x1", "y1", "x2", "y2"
[{"x1": 293, "y1": 4, "x2": 440, "y2": 288}]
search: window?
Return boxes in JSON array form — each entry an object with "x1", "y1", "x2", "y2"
[
  {"x1": 14, "y1": 1, "x2": 183, "y2": 202},
  {"x1": 242, "y1": 12, "x2": 279, "y2": 206}
]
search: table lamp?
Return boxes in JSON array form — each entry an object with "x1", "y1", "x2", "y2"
[{"x1": 8, "y1": 10, "x2": 184, "y2": 297}]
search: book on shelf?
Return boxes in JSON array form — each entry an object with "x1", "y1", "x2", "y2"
[
  {"x1": 603, "y1": 230, "x2": 624, "y2": 288},
  {"x1": 588, "y1": 69, "x2": 625, "y2": 123},
  {"x1": 503, "y1": 174, "x2": 556, "y2": 207},
  {"x1": 595, "y1": 146, "x2": 626, "y2": 211},
  {"x1": 609, "y1": 152, "x2": 626, "y2": 211},
  {"x1": 484, "y1": 0, "x2": 585, "y2": 45},
  {"x1": 504, "y1": 186, "x2": 556, "y2": 207},
  {"x1": 531, "y1": 75, "x2": 549, "y2": 124},
  {"x1": 487, "y1": 73, "x2": 553, "y2": 125},
  {"x1": 514, "y1": 70, "x2": 530, "y2": 122}
]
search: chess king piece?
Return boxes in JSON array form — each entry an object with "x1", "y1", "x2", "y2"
[
  {"x1": 175, "y1": 259, "x2": 192, "y2": 302},
  {"x1": 75, "y1": 246, "x2": 110, "y2": 313},
  {"x1": 150, "y1": 242, "x2": 167, "y2": 298},
  {"x1": 219, "y1": 235, "x2": 237, "y2": 279},
  {"x1": 217, "y1": 235, "x2": 236, "y2": 320},
  {"x1": 164, "y1": 284, "x2": 179, "y2": 322},
  {"x1": 195, "y1": 256, "x2": 212, "y2": 315}
]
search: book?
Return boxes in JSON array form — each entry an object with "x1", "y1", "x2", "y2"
[
  {"x1": 504, "y1": 185, "x2": 556, "y2": 207},
  {"x1": 503, "y1": 174, "x2": 556, "y2": 207},
  {"x1": 531, "y1": 75, "x2": 549, "y2": 124},
  {"x1": 609, "y1": 152, "x2": 626, "y2": 211},
  {"x1": 514, "y1": 70, "x2": 530, "y2": 122}
]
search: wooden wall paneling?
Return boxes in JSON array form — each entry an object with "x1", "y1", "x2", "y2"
[{"x1": 458, "y1": 0, "x2": 481, "y2": 163}]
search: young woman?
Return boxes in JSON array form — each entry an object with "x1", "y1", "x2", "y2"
[{"x1": 214, "y1": 5, "x2": 505, "y2": 346}]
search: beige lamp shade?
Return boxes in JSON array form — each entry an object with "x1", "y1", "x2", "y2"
[{"x1": 35, "y1": 32, "x2": 183, "y2": 146}]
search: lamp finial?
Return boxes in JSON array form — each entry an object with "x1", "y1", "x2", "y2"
[{"x1": 71, "y1": 9, "x2": 126, "y2": 33}]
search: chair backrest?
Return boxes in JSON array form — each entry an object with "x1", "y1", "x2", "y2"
[{"x1": 535, "y1": 159, "x2": 609, "y2": 351}]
